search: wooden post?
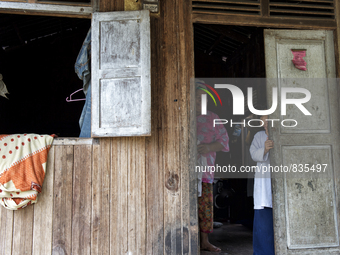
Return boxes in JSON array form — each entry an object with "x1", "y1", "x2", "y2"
[
  {"x1": 99, "y1": 0, "x2": 124, "y2": 12},
  {"x1": 96, "y1": 0, "x2": 196, "y2": 253}
]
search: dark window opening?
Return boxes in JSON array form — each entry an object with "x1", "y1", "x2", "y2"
[{"x1": 0, "y1": 14, "x2": 91, "y2": 137}]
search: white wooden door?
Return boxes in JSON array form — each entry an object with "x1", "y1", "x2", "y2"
[
  {"x1": 265, "y1": 30, "x2": 340, "y2": 254},
  {"x1": 91, "y1": 10, "x2": 151, "y2": 137}
]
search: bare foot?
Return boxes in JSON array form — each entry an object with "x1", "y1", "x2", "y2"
[{"x1": 201, "y1": 242, "x2": 221, "y2": 252}]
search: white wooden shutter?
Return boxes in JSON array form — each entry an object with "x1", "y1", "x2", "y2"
[{"x1": 91, "y1": 10, "x2": 151, "y2": 137}]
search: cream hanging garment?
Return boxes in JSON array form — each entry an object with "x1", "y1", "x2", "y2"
[{"x1": 0, "y1": 74, "x2": 9, "y2": 99}]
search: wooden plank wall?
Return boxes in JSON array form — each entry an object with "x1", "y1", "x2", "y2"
[
  {"x1": 4, "y1": 0, "x2": 340, "y2": 254},
  {"x1": 0, "y1": 141, "x2": 147, "y2": 255},
  {"x1": 0, "y1": 0, "x2": 196, "y2": 254},
  {"x1": 0, "y1": 138, "x2": 194, "y2": 255},
  {"x1": 145, "y1": 0, "x2": 197, "y2": 254},
  {"x1": 4, "y1": 0, "x2": 339, "y2": 255}
]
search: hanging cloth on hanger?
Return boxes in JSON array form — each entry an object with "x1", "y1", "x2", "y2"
[
  {"x1": 75, "y1": 28, "x2": 92, "y2": 138},
  {"x1": 66, "y1": 88, "x2": 86, "y2": 102},
  {"x1": 0, "y1": 74, "x2": 9, "y2": 99}
]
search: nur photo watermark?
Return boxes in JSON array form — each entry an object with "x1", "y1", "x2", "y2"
[{"x1": 194, "y1": 78, "x2": 335, "y2": 179}]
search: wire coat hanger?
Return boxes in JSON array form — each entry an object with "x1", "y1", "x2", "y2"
[{"x1": 66, "y1": 88, "x2": 86, "y2": 102}]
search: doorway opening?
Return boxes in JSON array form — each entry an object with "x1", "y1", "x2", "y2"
[
  {"x1": 194, "y1": 24, "x2": 266, "y2": 254},
  {"x1": 0, "y1": 14, "x2": 91, "y2": 137}
]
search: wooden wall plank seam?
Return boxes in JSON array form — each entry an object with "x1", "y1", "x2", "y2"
[
  {"x1": 91, "y1": 138, "x2": 111, "y2": 255},
  {"x1": 12, "y1": 193, "x2": 34, "y2": 255},
  {"x1": 120, "y1": 137, "x2": 127, "y2": 255},
  {"x1": 72, "y1": 145, "x2": 92, "y2": 255},
  {"x1": 174, "y1": 0, "x2": 184, "y2": 253},
  {"x1": 162, "y1": 0, "x2": 182, "y2": 254},
  {"x1": 128, "y1": 137, "x2": 137, "y2": 254},
  {"x1": 0, "y1": 199, "x2": 14, "y2": 255},
  {"x1": 146, "y1": 11, "x2": 165, "y2": 255},
  {"x1": 137, "y1": 137, "x2": 146, "y2": 255},
  {"x1": 179, "y1": 0, "x2": 197, "y2": 254},
  {"x1": 52, "y1": 145, "x2": 74, "y2": 255},
  {"x1": 110, "y1": 138, "x2": 119, "y2": 255},
  {"x1": 32, "y1": 146, "x2": 55, "y2": 255}
]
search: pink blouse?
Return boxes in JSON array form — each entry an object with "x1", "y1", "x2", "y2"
[{"x1": 197, "y1": 111, "x2": 229, "y2": 183}]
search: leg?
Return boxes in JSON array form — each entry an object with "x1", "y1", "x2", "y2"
[
  {"x1": 253, "y1": 208, "x2": 275, "y2": 255},
  {"x1": 198, "y1": 182, "x2": 221, "y2": 252}
]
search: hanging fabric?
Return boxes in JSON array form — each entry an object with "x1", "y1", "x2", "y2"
[
  {"x1": 0, "y1": 74, "x2": 9, "y2": 99},
  {"x1": 0, "y1": 134, "x2": 55, "y2": 210},
  {"x1": 75, "y1": 28, "x2": 92, "y2": 138}
]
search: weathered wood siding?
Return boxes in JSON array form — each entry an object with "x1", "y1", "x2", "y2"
[
  {"x1": 146, "y1": 0, "x2": 197, "y2": 253},
  {"x1": 0, "y1": 0, "x2": 196, "y2": 254},
  {"x1": 0, "y1": 141, "x2": 147, "y2": 255}
]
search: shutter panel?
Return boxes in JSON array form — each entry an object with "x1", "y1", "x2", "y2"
[
  {"x1": 269, "y1": 0, "x2": 335, "y2": 20},
  {"x1": 192, "y1": 0, "x2": 335, "y2": 20},
  {"x1": 192, "y1": 0, "x2": 261, "y2": 16},
  {"x1": 91, "y1": 10, "x2": 151, "y2": 137}
]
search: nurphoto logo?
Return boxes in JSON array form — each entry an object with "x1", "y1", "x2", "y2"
[{"x1": 200, "y1": 84, "x2": 312, "y2": 128}]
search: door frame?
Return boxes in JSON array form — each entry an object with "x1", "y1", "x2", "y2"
[{"x1": 189, "y1": 4, "x2": 340, "y2": 253}]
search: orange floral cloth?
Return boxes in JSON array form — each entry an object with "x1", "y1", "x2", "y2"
[
  {"x1": 198, "y1": 182, "x2": 213, "y2": 233},
  {"x1": 0, "y1": 134, "x2": 54, "y2": 210}
]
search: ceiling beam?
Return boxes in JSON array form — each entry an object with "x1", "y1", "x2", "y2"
[
  {"x1": 200, "y1": 24, "x2": 250, "y2": 43},
  {"x1": 206, "y1": 34, "x2": 225, "y2": 55}
]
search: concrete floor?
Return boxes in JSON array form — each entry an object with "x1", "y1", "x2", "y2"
[{"x1": 201, "y1": 223, "x2": 253, "y2": 255}]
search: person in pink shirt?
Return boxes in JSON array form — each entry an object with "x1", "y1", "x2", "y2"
[{"x1": 196, "y1": 80, "x2": 229, "y2": 252}]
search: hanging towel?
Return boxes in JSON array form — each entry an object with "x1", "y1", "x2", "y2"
[{"x1": 0, "y1": 134, "x2": 55, "y2": 210}]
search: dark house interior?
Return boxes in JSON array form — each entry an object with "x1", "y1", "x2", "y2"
[
  {"x1": 0, "y1": 14, "x2": 91, "y2": 137},
  {"x1": 194, "y1": 23, "x2": 267, "y2": 254}
]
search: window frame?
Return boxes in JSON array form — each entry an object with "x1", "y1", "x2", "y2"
[
  {"x1": 0, "y1": 4, "x2": 92, "y2": 141},
  {"x1": 0, "y1": 0, "x2": 94, "y2": 18},
  {"x1": 0, "y1": 7, "x2": 152, "y2": 139}
]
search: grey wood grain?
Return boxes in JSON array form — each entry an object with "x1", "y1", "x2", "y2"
[{"x1": 91, "y1": 10, "x2": 151, "y2": 137}]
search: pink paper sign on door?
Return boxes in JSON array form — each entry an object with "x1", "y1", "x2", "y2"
[{"x1": 291, "y1": 50, "x2": 307, "y2": 71}]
